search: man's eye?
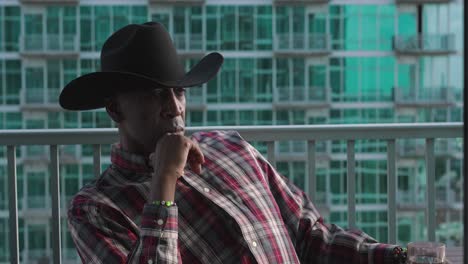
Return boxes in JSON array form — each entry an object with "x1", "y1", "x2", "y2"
[{"x1": 175, "y1": 88, "x2": 186, "y2": 96}]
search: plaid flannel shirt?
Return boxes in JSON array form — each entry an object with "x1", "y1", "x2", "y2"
[{"x1": 68, "y1": 130, "x2": 400, "y2": 264}]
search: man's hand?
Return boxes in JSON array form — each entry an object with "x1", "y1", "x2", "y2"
[{"x1": 149, "y1": 133, "x2": 204, "y2": 201}]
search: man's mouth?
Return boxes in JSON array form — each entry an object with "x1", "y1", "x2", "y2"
[{"x1": 167, "y1": 126, "x2": 184, "y2": 133}]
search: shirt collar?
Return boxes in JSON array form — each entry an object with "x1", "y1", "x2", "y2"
[{"x1": 110, "y1": 143, "x2": 153, "y2": 173}]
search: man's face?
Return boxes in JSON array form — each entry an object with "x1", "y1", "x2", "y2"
[{"x1": 114, "y1": 87, "x2": 186, "y2": 153}]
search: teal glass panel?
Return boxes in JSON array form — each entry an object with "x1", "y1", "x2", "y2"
[
  {"x1": 292, "y1": 58, "x2": 305, "y2": 101},
  {"x1": 81, "y1": 112, "x2": 93, "y2": 128},
  {"x1": 24, "y1": 13, "x2": 43, "y2": 51},
  {"x1": 344, "y1": 6, "x2": 359, "y2": 50},
  {"x1": 344, "y1": 58, "x2": 359, "y2": 101},
  {"x1": 292, "y1": 7, "x2": 305, "y2": 34},
  {"x1": 220, "y1": 6, "x2": 235, "y2": 50},
  {"x1": 0, "y1": 8, "x2": 3, "y2": 51},
  {"x1": 309, "y1": 13, "x2": 326, "y2": 34},
  {"x1": 152, "y1": 13, "x2": 170, "y2": 29},
  {"x1": 329, "y1": 5, "x2": 344, "y2": 50},
  {"x1": 47, "y1": 60, "x2": 60, "y2": 103},
  {"x1": 220, "y1": 59, "x2": 235, "y2": 102},
  {"x1": 63, "y1": 6, "x2": 77, "y2": 35},
  {"x1": 27, "y1": 172, "x2": 47, "y2": 208},
  {"x1": 131, "y1": 6, "x2": 147, "y2": 24},
  {"x1": 292, "y1": 161, "x2": 305, "y2": 190},
  {"x1": 239, "y1": 59, "x2": 254, "y2": 102},
  {"x1": 190, "y1": 6, "x2": 203, "y2": 36},
  {"x1": 173, "y1": 7, "x2": 186, "y2": 35},
  {"x1": 276, "y1": 110, "x2": 289, "y2": 125},
  {"x1": 398, "y1": 12, "x2": 416, "y2": 36},
  {"x1": 25, "y1": 14, "x2": 43, "y2": 35},
  {"x1": 64, "y1": 112, "x2": 78, "y2": 128},
  {"x1": 80, "y1": 6, "x2": 92, "y2": 51},
  {"x1": 80, "y1": 59, "x2": 99, "y2": 74},
  {"x1": 292, "y1": 110, "x2": 305, "y2": 125},
  {"x1": 82, "y1": 164, "x2": 94, "y2": 185},
  {"x1": 379, "y1": 5, "x2": 395, "y2": 50},
  {"x1": 256, "y1": 6, "x2": 272, "y2": 50},
  {"x1": 94, "y1": 6, "x2": 112, "y2": 51},
  {"x1": 25, "y1": 67, "x2": 44, "y2": 103},
  {"x1": 257, "y1": 110, "x2": 272, "y2": 125},
  {"x1": 361, "y1": 58, "x2": 377, "y2": 101},
  {"x1": 360, "y1": 6, "x2": 378, "y2": 50},
  {"x1": 0, "y1": 61, "x2": 3, "y2": 104},
  {"x1": 378, "y1": 57, "x2": 394, "y2": 101},
  {"x1": 113, "y1": 6, "x2": 130, "y2": 31},
  {"x1": 63, "y1": 60, "x2": 78, "y2": 84},
  {"x1": 4, "y1": 6, "x2": 20, "y2": 51},
  {"x1": 397, "y1": 63, "x2": 416, "y2": 96},
  {"x1": 276, "y1": 6, "x2": 289, "y2": 35},
  {"x1": 220, "y1": 110, "x2": 236, "y2": 125},
  {"x1": 309, "y1": 65, "x2": 326, "y2": 101},
  {"x1": 48, "y1": 112, "x2": 61, "y2": 128},
  {"x1": 46, "y1": 6, "x2": 60, "y2": 35},
  {"x1": 330, "y1": 58, "x2": 342, "y2": 102},
  {"x1": 276, "y1": 58, "x2": 289, "y2": 101},
  {"x1": 207, "y1": 110, "x2": 218, "y2": 126},
  {"x1": 64, "y1": 164, "x2": 79, "y2": 200},
  {"x1": 207, "y1": 75, "x2": 218, "y2": 103},
  {"x1": 96, "y1": 111, "x2": 111, "y2": 128},
  {"x1": 206, "y1": 6, "x2": 219, "y2": 50},
  {"x1": 239, "y1": 6, "x2": 254, "y2": 50},
  {"x1": 187, "y1": 6, "x2": 203, "y2": 50},
  {"x1": 256, "y1": 59, "x2": 272, "y2": 102},
  {"x1": 28, "y1": 223, "x2": 47, "y2": 250},
  {"x1": 188, "y1": 111, "x2": 203, "y2": 126},
  {"x1": 6, "y1": 112, "x2": 22, "y2": 129},
  {"x1": 239, "y1": 110, "x2": 254, "y2": 125}
]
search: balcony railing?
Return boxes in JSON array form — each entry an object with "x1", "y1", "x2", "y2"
[
  {"x1": 1, "y1": 123, "x2": 463, "y2": 263},
  {"x1": 393, "y1": 87, "x2": 456, "y2": 107},
  {"x1": 20, "y1": 34, "x2": 79, "y2": 57},
  {"x1": 149, "y1": 0, "x2": 205, "y2": 4},
  {"x1": 274, "y1": 33, "x2": 331, "y2": 56},
  {"x1": 20, "y1": 0, "x2": 79, "y2": 3},
  {"x1": 398, "y1": 138, "x2": 463, "y2": 159},
  {"x1": 396, "y1": 0, "x2": 454, "y2": 4},
  {"x1": 393, "y1": 34, "x2": 456, "y2": 55},
  {"x1": 274, "y1": 0, "x2": 329, "y2": 4}
]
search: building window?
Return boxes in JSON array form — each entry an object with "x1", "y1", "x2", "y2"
[{"x1": 1, "y1": 6, "x2": 20, "y2": 51}]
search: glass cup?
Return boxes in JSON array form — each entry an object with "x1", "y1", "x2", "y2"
[{"x1": 407, "y1": 242, "x2": 446, "y2": 264}]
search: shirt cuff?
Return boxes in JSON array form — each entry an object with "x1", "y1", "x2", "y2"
[
  {"x1": 369, "y1": 243, "x2": 401, "y2": 264},
  {"x1": 140, "y1": 203, "x2": 178, "y2": 239}
]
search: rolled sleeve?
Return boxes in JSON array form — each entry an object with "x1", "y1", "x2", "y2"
[{"x1": 141, "y1": 204, "x2": 178, "y2": 239}]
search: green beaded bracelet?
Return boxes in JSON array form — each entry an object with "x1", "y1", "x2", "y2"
[{"x1": 152, "y1": 200, "x2": 176, "y2": 207}]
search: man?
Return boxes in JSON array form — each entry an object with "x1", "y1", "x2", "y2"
[{"x1": 61, "y1": 22, "x2": 406, "y2": 263}]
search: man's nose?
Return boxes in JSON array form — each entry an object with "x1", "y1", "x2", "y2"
[{"x1": 161, "y1": 90, "x2": 183, "y2": 119}]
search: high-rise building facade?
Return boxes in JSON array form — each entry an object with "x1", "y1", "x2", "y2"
[{"x1": 0, "y1": 0, "x2": 463, "y2": 262}]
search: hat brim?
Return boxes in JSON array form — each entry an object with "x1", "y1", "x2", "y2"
[{"x1": 59, "y1": 52, "x2": 223, "y2": 110}]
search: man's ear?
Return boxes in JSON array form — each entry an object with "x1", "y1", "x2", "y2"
[{"x1": 105, "y1": 97, "x2": 123, "y2": 123}]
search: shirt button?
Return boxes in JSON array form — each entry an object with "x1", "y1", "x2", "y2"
[
  {"x1": 156, "y1": 219, "x2": 164, "y2": 226},
  {"x1": 148, "y1": 260, "x2": 153, "y2": 264},
  {"x1": 252, "y1": 241, "x2": 257, "y2": 247},
  {"x1": 204, "y1": 187, "x2": 210, "y2": 193}
]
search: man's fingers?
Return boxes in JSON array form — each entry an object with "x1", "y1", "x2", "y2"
[
  {"x1": 189, "y1": 140, "x2": 204, "y2": 163},
  {"x1": 187, "y1": 140, "x2": 204, "y2": 174}
]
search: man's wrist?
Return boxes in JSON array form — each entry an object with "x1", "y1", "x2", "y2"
[{"x1": 150, "y1": 171, "x2": 177, "y2": 201}]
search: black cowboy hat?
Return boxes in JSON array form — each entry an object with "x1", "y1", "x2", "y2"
[{"x1": 59, "y1": 21, "x2": 224, "y2": 110}]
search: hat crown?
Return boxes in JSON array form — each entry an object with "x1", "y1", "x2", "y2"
[{"x1": 100, "y1": 22, "x2": 185, "y2": 82}]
